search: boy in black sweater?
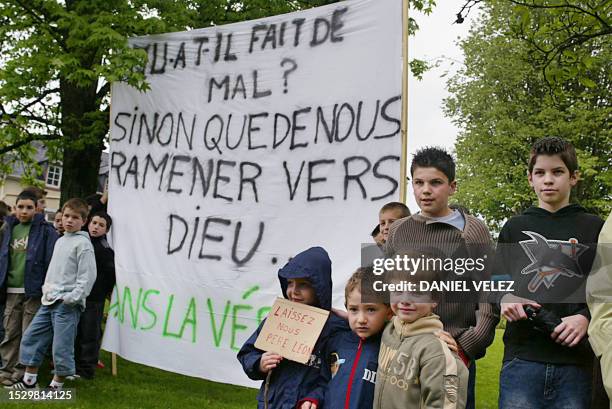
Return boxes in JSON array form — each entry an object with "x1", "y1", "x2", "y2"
[
  {"x1": 74, "y1": 212, "x2": 115, "y2": 379},
  {"x1": 494, "y1": 137, "x2": 604, "y2": 409}
]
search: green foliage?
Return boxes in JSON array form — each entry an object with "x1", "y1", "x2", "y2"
[
  {"x1": 445, "y1": 0, "x2": 611, "y2": 232},
  {"x1": 506, "y1": 0, "x2": 611, "y2": 89},
  {"x1": 409, "y1": 58, "x2": 430, "y2": 80}
]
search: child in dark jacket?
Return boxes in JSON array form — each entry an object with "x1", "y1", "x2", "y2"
[
  {"x1": 237, "y1": 246, "x2": 347, "y2": 409},
  {"x1": 74, "y1": 212, "x2": 116, "y2": 379},
  {"x1": 0, "y1": 190, "x2": 58, "y2": 386},
  {"x1": 324, "y1": 268, "x2": 392, "y2": 409}
]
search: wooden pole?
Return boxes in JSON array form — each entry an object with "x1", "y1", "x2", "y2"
[
  {"x1": 108, "y1": 87, "x2": 118, "y2": 378},
  {"x1": 111, "y1": 352, "x2": 118, "y2": 376},
  {"x1": 399, "y1": 0, "x2": 410, "y2": 204}
]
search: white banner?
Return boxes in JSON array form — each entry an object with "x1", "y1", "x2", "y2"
[{"x1": 103, "y1": 0, "x2": 401, "y2": 387}]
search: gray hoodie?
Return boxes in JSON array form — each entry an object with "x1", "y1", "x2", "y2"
[{"x1": 41, "y1": 231, "x2": 97, "y2": 310}]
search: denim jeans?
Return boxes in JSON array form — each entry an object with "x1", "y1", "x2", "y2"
[
  {"x1": 19, "y1": 302, "x2": 81, "y2": 377},
  {"x1": 499, "y1": 357, "x2": 592, "y2": 409}
]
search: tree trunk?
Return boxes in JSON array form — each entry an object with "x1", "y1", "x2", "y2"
[
  {"x1": 57, "y1": 0, "x2": 109, "y2": 205},
  {"x1": 59, "y1": 78, "x2": 105, "y2": 205}
]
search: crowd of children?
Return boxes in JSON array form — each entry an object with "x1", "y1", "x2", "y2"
[
  {"x1": 238, "y1": 137, "x2": 610, "y2": 409},
  {"x1": 0, "y1": 136, "x2": 607, "y2": 407},
  {"x1": 0, "y1": 188, "x2": 115, "y2": 390}
]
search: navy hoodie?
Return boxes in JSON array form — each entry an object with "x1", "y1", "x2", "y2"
[
  {"x1": 324, "y1": 330, "x2": 380, "y2": 409},
  {"x1": 493, "y1": 204, "x2": 604, "y2": 365},
  {"x1": 237, "y1": 247, "x2": 347, "y2": 409}
]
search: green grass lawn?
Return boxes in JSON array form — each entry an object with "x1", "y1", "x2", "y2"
[
  {"x1": 0, "y1": 330, "x2": 504, "y2": 408},
  {"x1": 475, "y1": 329, "x2": 503, "y2": 408}
]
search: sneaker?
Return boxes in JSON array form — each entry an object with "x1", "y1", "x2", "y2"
[
  {"x1": 97, "y1": 360, "x2": 105, "y2": 369},
  {"x1": 5, "y1": 380, "x2": 38, "y2": 390},
  {"x1": 65, "y1": 374, "x2": 80, "y2": 381}
]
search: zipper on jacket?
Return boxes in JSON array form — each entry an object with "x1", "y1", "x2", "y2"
[{"x1": 344, "y1": 338, "x2": 364, "y2": 409}]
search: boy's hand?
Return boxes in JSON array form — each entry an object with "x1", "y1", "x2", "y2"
[
  {"x1": 434, "y1": 330, "x2": 458, "y2": 353},
  {"x1": 500, "y1": 294, "x2": 541, "y2": 322},
  {"x1": 259, "y1": 352, "x2": 283, "y2": 374},
  {"x1": 551, "y1": 314, "x2": 588, "y2": 347},
  {"x1": 300, "y1": 402, "x2": 317, "y2": 409}
]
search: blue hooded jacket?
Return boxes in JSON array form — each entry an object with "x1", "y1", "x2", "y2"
[
  {"x1": 0, "y1": 213, "x2": 58, "y2": 303},
  {"x1": 237, "y1": 247, "x2": 347, "y2": 409},
  {"x1": 324, "y1": 331, "x2": 381, "y2": 409}
]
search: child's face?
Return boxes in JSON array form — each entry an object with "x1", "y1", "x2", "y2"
[
  {"x1": 390, "y1": 290, "x2": 436, "y2": 323},
  {"x1": 286, "y1": 278, "x2": 317, "y2": 306},
  {"x1": 62, "y1": 207, "x2": 85, "y2": 233},
  {"x1": 54, "y1": 212, "x2": 64, "y2": 233},
  {"x1": 412, "y1": 167, "x2": 456, "y2": 218},
  {"x1": 379, "y1": 208, "x2": 405, "y2": 242},
  {"x1": 88, "y1": 215, "x2": 108, "y2": 238},
  {"x1": 15, "y1": 199, "x2": 36, "y2": 224},
  {"x1": 528, "y1": 154, "x2": 577, "y2": 212},
  {"x1": 36, "y1": 198, "x2": 46, "y2": 214},
  {"x1": 346, "y1": 289, "x2": 391, "y2": 339}
]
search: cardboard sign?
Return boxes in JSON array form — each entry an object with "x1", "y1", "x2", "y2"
[{"x1": 255, "y1": 298, "x2": 330, "y2": 364}]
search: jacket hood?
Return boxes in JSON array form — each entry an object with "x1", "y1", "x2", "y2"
[
  {"x1": 392, "y1": 314, "x2": 443, "y2": 338},
  {"x1": 278, "y1": 246, "x2": 332, "y2": 310},
  {"x1": 64, "y1": 230, "x2": 90, "y2": 239},
  {"x1": 523, "y1": 203, "x2": 586, "y2": 217}
]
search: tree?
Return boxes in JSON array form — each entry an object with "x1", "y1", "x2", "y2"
[
  {"x1": 0, "y1": 0, "x2": 194, "y2": 200},
  {"x1": 0, "y1": 0, "x2": 435, "y2": 203},
  {"x1": 445, "y1": 0, "x2": 611, "y2": 231},
  {"x1": 455, "y1": 0, "x2": 611, "y2": 89}
]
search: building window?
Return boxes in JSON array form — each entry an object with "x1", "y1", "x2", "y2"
[{"x1": 46, "y1": 165, "x2": 62, "y2": 187}]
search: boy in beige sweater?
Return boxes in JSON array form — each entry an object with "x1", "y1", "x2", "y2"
[{"x1": 374, "y1": 265, "x2": 468, "y2": 409}]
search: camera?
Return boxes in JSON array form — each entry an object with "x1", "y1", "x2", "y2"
[{"x1": 523, "y1": 305, "x2": 562, "y2": 334}]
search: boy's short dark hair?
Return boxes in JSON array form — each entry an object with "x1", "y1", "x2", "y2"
[
  {"x1": 345, "y1": 268, "x2": 366, "y2": 302},
  {"x1": 379, "y1": 202, "x2": 411, "y2": 217},
  {"x1": 22, "y1": 186, "x2": 45, "y2": 200},
  {"x1": 62, "y1": 198, "x2": 89, "y2": 220},
  {"x1": 0, "y1": 201, "x2": 9, "y2": 219},
  {"x1": 528, "y1": 137, "x2": 578, "y2": 174},
  {"x1": 410, "y1": 147, "x2": 456, "y2": 182},
  {"x1": 90, "y1": 211, "x2": 113, "y2": 231},
  {"x1": 347, "y1": 267, "x2": 389, "y2": 305},
  {"x1": 16, "y1": 190, "x2": 39, "y2": 205}
]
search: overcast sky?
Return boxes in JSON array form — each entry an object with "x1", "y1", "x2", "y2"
[{"x1": 405, "y1": 4, "x2": 477, "y2": 211}]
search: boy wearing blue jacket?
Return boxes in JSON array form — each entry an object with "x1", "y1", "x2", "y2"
[
  {"x1": 0, "y1": 190, "x2": 58, "y2": 386},
  {"x1": 237, "y1": 246, "x2": 347, "y2": 409},
  {"x1": 324, "y1": 268, "x2": 392, "y2": 409}
]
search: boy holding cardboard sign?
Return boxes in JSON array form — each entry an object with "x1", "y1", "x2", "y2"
[{"x1": 237, "y1": 246, "x2": 347, "y2": 409}]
